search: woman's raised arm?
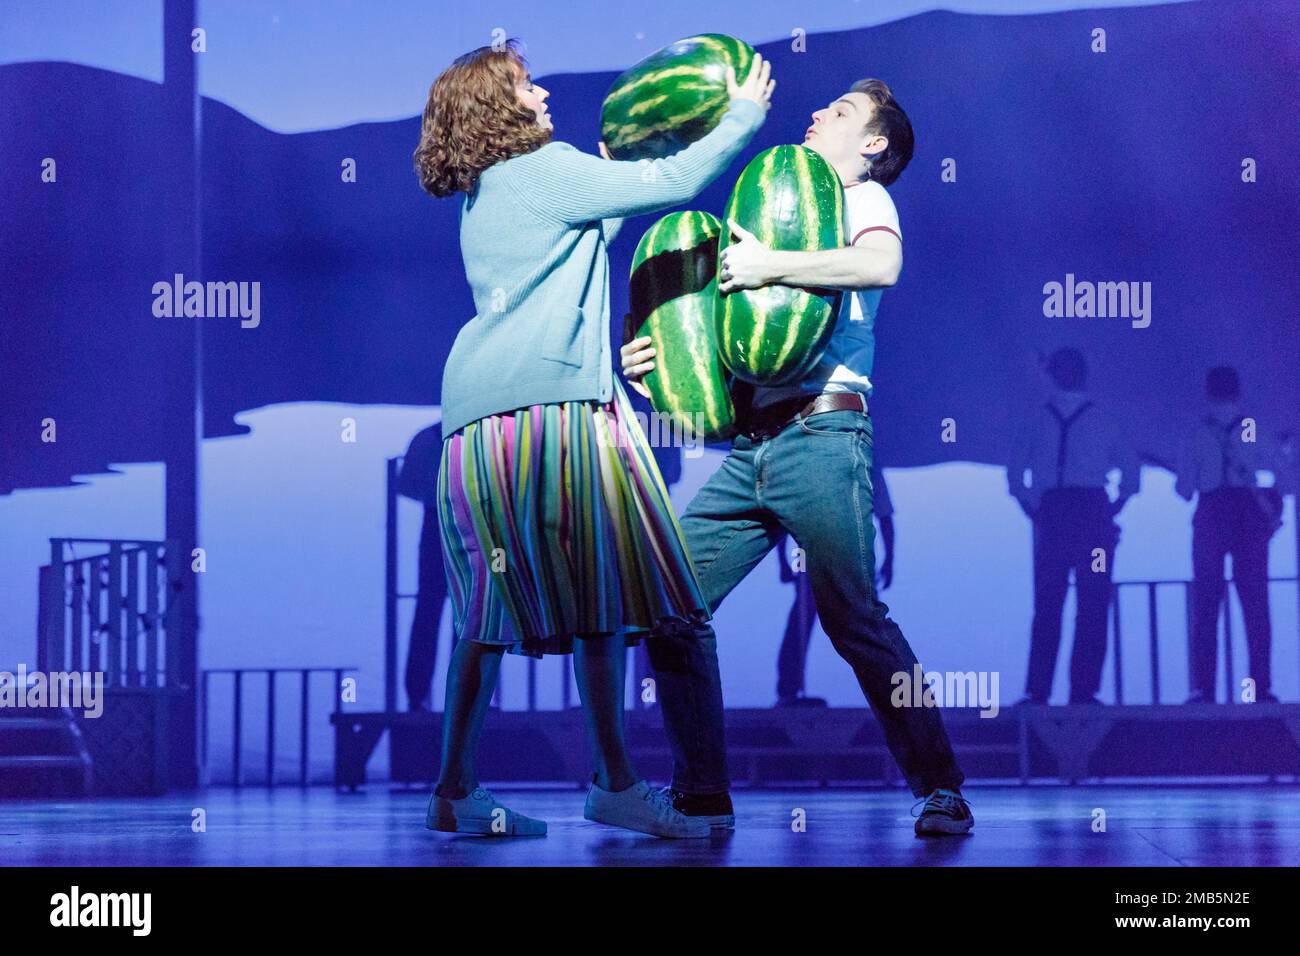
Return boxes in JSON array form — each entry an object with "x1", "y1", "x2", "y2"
[{"x1": 508, "y1": 55, "x2": 774, "y2": 224}]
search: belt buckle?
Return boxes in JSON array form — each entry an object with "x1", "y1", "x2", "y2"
[{"x1": 743, "y1": 404, "x2": 793, "y2": 441}]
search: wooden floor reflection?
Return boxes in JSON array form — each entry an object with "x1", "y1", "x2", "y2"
[{"x1": 3, "y1": 784, "x2": 1298, "y2": 867}]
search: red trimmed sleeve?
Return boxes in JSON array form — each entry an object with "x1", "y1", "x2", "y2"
[{"x1": 851, "y1": 225, "x2": 901, "y2": 245}]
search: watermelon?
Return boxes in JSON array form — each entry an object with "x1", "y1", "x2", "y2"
[
  {"x1": 716, "y1": 145, "x2": 845, "y2": 386},
  {"x1": 629, "y1": 211, "x2": 734, "y2": 441},
  {"x1": 601, "y1": 34, "x2": 755, "y2": 162}
]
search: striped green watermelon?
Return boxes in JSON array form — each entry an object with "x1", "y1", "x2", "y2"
[
  {"x1": 601, "y1": 34, "x2": 755, "y2": 161},
  {"x1": 716, "y1": 145, "x2": 845, "y2": 386},
  {"x1": 629, "y1": 211, "x2": 734, "y2": 441}
]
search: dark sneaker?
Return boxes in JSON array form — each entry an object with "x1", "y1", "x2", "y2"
[
  {"x1": 659, "y1": 787, "x2": 735, "y2": 829},
  {"x1": 776, "y1": 695, "x2": 828, "y2": 708},
  {"x1": 912, "y1": 788, "x2": 974, "y2": 837}
]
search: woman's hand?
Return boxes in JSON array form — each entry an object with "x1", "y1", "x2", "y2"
[
  {"x1": 621, "y1": 335, "x2": 656, "y2": 399},
  {"x1": 726, "y1": 52, "x2": 775, "y2": 113}
]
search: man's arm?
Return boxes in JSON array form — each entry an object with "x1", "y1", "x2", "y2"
[
  {"x1": 1110, "y1": 416, "x2": 1141, "y2": 514},
  {"x1": 719, "y1": 220, "x2": 901, "y2": 293},
  {"x1": 768, "y1": 232, "x2": 902, "y2": 288},
  {"x1": 1008, "y1": 422, "x2": 1038, "y2": 517},
  {"x1": 1277, "y1": 432, "x2": 1298, "y2": 495},
  {"x1": 1173, "y1": 426, "x2": 1198, "y2": 502}
]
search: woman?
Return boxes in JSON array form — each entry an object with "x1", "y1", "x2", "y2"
[{"x1": 412, "y1": 40, "x2": 772, "y2": 837}]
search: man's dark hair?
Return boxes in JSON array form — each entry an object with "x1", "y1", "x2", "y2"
[
  {"x1": 1205, "y1": 366, "x2": 1241, "y2": 401},
  {"x1": 1046, "y1": 347, "x2": 1088, "y2": 391},
  {"x1": 850, "y1": 78, "x2": 914, "y2": 186}
]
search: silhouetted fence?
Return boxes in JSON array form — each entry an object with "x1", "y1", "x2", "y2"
[
  {"x1": 200, "y1": 667, "x2": 358, "y2": 787},
  {"x1": 38, "y1": 538, "x2": 177, "y2": 687},
  {"x1": 1110, "y1": 576, "x2": 1298, "y2": 705}
]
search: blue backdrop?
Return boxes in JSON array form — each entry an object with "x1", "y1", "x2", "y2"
[{"x1": 3, "y1": 0, "x2": 1298, "y2": 495}]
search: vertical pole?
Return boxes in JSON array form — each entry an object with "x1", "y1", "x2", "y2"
[
  {"x1": 232, "y1": 670, "x2": 242, "y2": 788},
  {"x1": 43, "y1": 540, "x2": 65, "y2": 672},
  {"x1": 1221, "y1": 589, "x2": 1234, "y2": 705},
  {"x1": 385, "y1": 458, "x2": 399, "y2": 714},
  {"x1": 1111, "y1": 582, "x2": 1123, "y2": 705},
  {"x1": 266, "y1": 670, "x2": 276, "y2": 787},
  {"x1": 1294, "y1": 496, "x2": 1299, "y2": 700},
  {"x1": 145, "y1": 545, "x2": 161, "y2": 687},
  {"x1": 300, "y1": 669, "x2": 310, "y2": 788},
  {"x1": 200, "y1": 669, "x2": 209, "y2": 772},
  {"x1": 88, "y1": 557, "x2": 103, "y2": 677},
  {"x1": 68, "y1": 557, "x2": 82, "y2": 674},
  {"x1": 126, "y1": 546, "x2": 140, "y2": 687},
  {"x1": 1147, "y1": 582, "x2": 1161, "y2": 704},
  {"x1": 107, "y1": 542, "x2": 122, "y2": 688},
  {"x1": 161, "y1": 0, "x2": 201, "y2": 788},
  {"x1": 1017, "y1": 709, "x2": 1029, "y2": 784},
  {"x1": 799, "y1": 573, "x2": 811, "y2": 698}
]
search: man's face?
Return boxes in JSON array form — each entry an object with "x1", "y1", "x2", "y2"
[{"x1": 803, "y1": 91, "x2": 886, "y2": 172}]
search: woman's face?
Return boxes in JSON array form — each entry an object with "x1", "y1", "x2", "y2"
[{"x1": 514, "y1": 66, "x2": 551, "y2": 130}]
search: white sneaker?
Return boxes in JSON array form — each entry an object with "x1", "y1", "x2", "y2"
[
  {"x1": 584, "y1": 779, "x2": 712, "y2": 838},
  {"x1": 426, "y1": 787, "x2": 547, "y2": 836}
]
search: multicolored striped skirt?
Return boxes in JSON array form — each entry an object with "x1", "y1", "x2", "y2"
[{"x1": 437, "y1": 377, "x2": 711, "y2": 657}]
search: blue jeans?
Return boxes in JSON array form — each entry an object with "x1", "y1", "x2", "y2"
[{"x1": 646, "y1": 408, "x2": 965, "y2": 797}]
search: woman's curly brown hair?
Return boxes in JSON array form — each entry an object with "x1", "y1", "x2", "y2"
[{"x1": 413, "y1": 40, "x2": 552, "y2": 198}]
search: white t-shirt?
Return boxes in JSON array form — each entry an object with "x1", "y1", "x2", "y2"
[{"x1": 750, "y1": 179, "x2": 901, "y2": 410}]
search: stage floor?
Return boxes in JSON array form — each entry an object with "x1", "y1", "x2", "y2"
[{"x1": 2, "y1": 784, "x2": 1297, "y2": 867}]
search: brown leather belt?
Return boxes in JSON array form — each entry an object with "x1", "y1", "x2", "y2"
[{"x1": 738, "y1": 391, "x2": 868, "y2": 441}]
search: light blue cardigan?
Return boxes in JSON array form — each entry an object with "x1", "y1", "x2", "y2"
[{"x1": 439, "y1": 98, "x2": 765, "y2": 435}]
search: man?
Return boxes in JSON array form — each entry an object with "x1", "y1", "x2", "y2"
[
  {"x1": 776, "y1": 460, "x2": 894, "y2": 707},
  {"x1": 1006, "y1": 348, "x2": 1139, "y2": 706},
  {"x1": 396, "y1": 422, "x2": 447, "y2": 711},
  {"x1": 623, "y1": 79, "x2": 971, "y2": 836},
  {"x1": 1175, "y1": 367, "x2": 1282, "y2": 704}
]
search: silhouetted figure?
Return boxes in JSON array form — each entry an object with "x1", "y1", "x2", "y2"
[
  {"x1": 396, "y1": 422, "x2": 446, "y2": 711},
  {"x1": 775, "y1": 463, "x2": 894, "y2": 707},
  {"x1": 1175, "y1": 367, "x2": 1282, "y2": 704},
  {"x1": 1008, "y1": 349, "x2": 1139, "y2": 705}
]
